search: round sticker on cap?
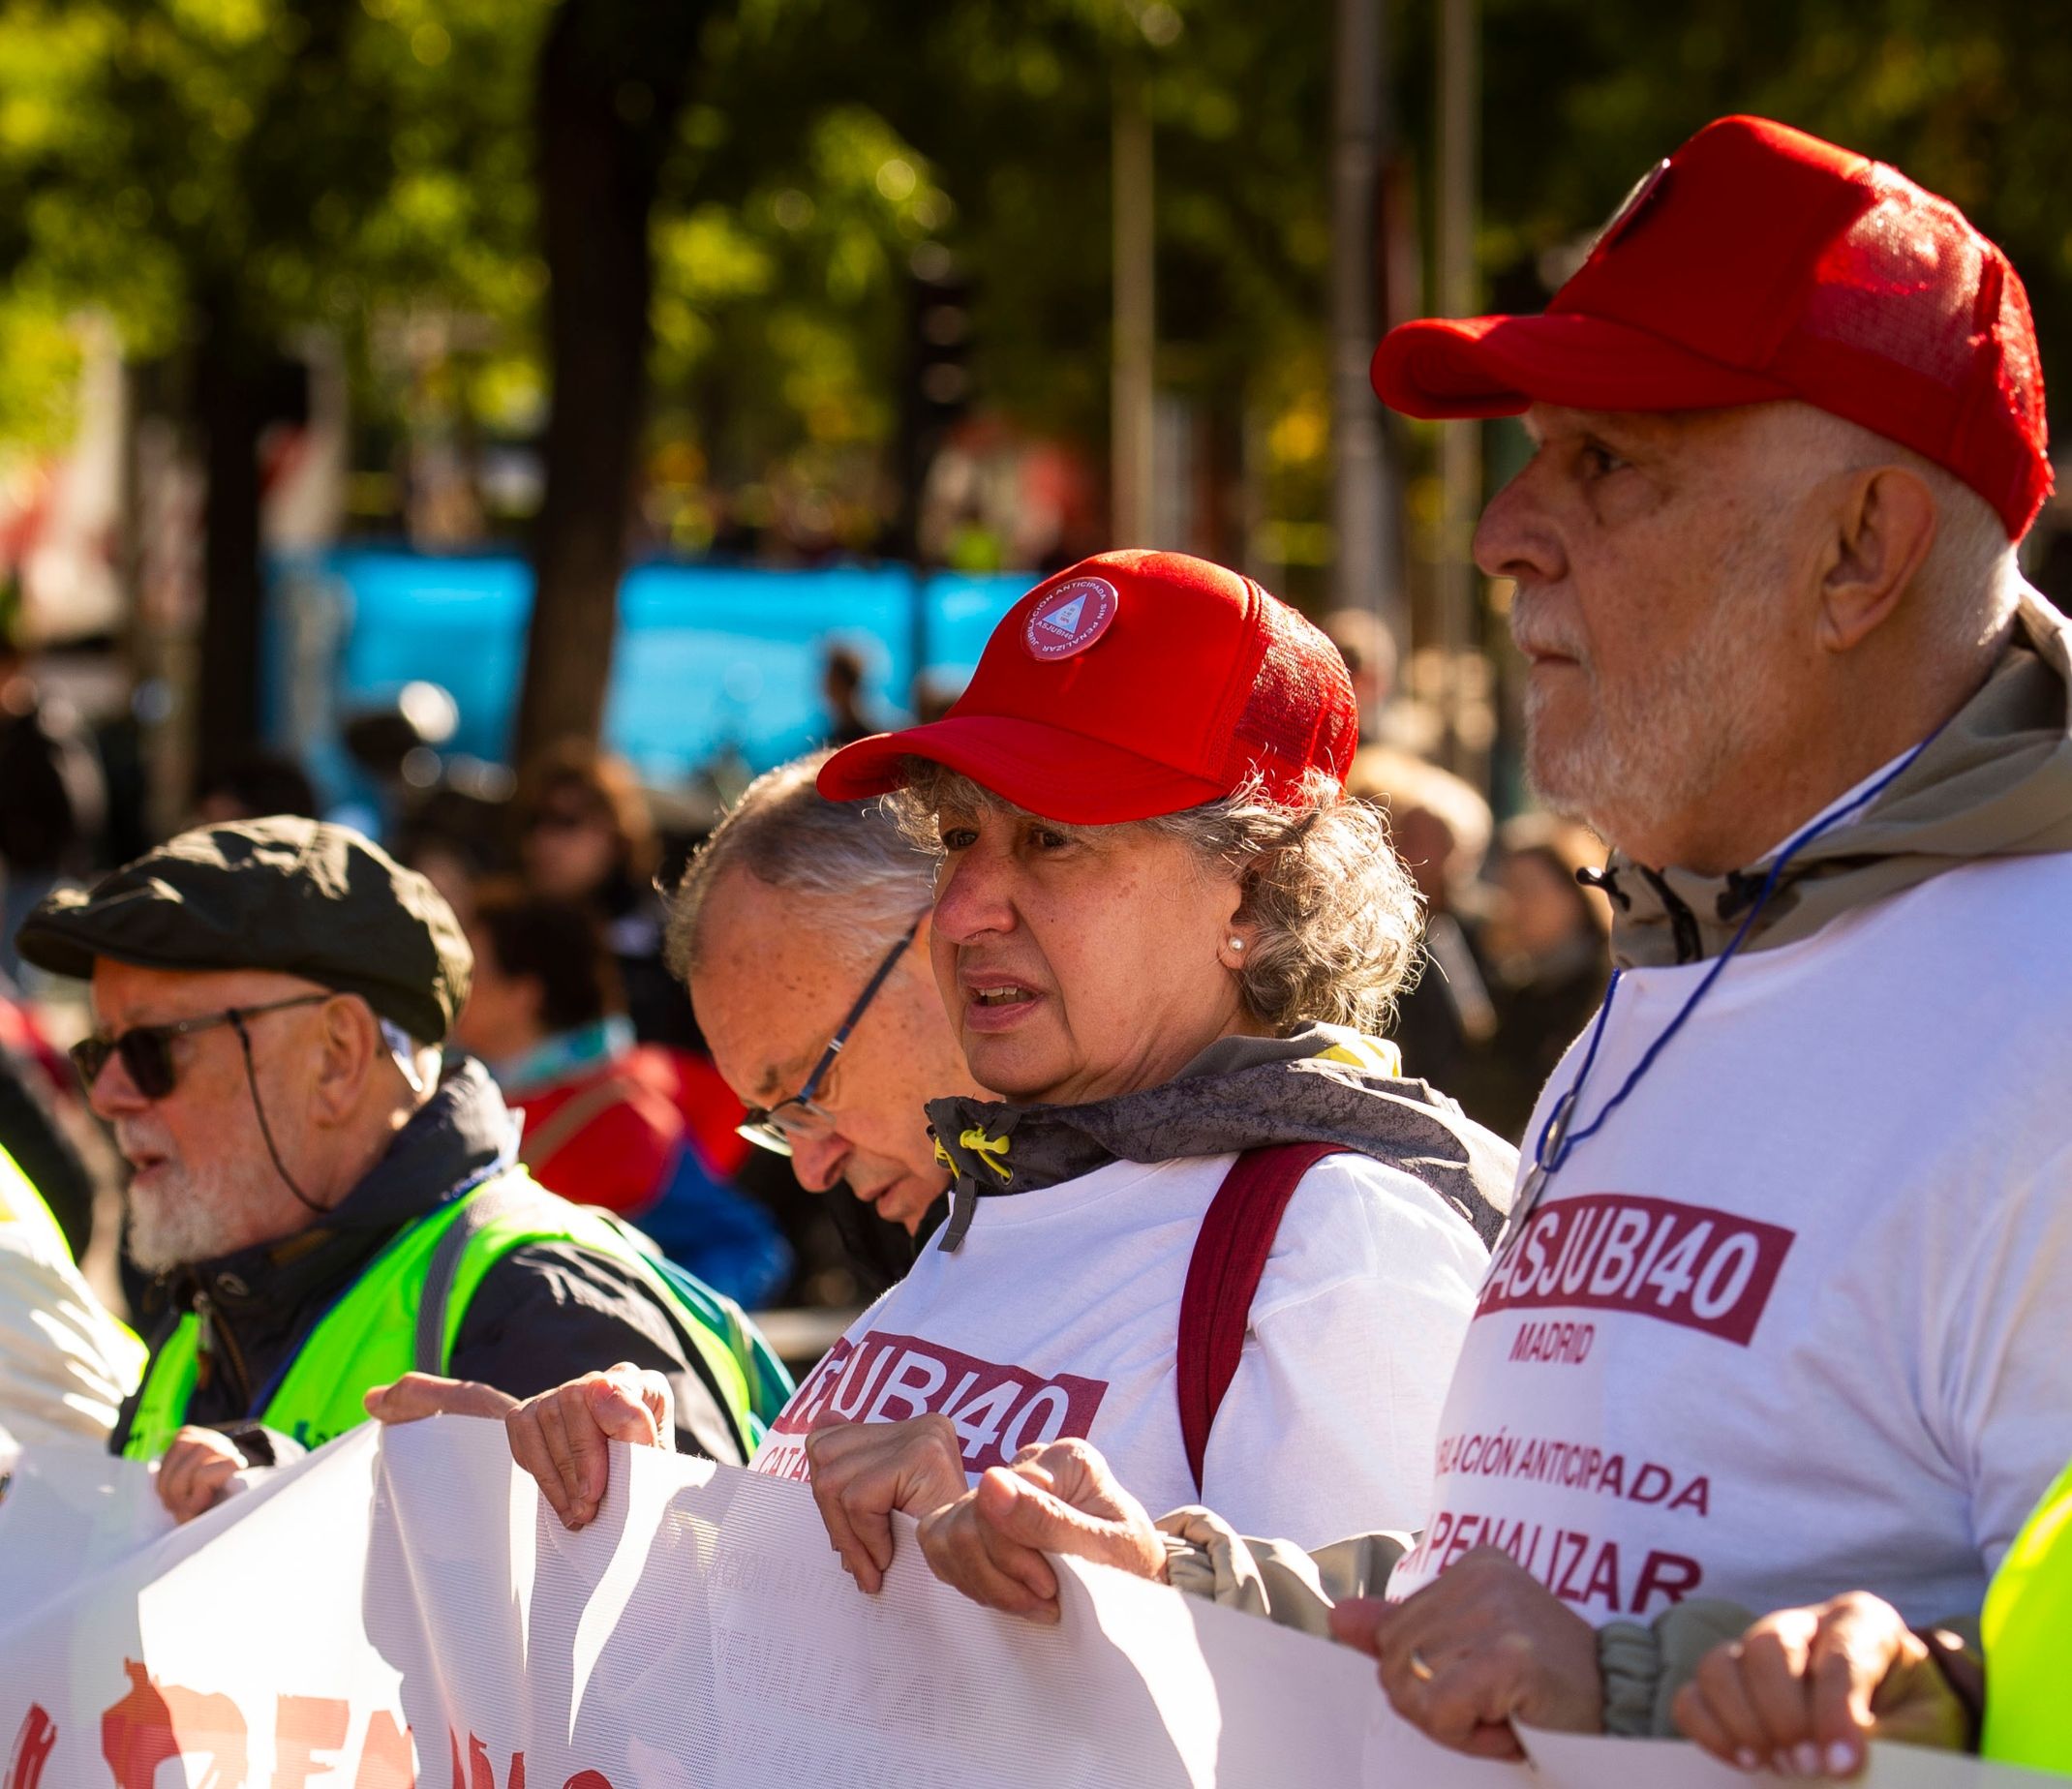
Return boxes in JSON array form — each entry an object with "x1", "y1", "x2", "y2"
[{"x1": 1023, "y1": 576, "x2": 1119, "y2": 661}]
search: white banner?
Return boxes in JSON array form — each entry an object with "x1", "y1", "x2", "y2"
[{"x1": 0, "y1": 1418, "x2": 2057, "y2": 1788}]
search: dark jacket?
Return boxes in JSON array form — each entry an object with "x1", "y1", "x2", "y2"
[{"x1": 109, "y1": 1057, "x2": 740, "y2": 1462}]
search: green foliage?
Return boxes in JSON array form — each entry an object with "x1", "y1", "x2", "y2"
[
  {"x1": 1459, "y1": 0, "x2": 2072, "y2": 398},
  {"x1": 0, "y1": 0, "x2": 548, "y2": 444},
  {"x1": 0, "y1": 0, "x2": 2067, "y2": 540}
]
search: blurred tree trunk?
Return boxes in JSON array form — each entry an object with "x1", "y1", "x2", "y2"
[
  {"x1": 193, "y1": 287, "x2": 267, "y2": 793},
  {"x1": 516, "y1": 0, "x2": 706, "y2": 764}
]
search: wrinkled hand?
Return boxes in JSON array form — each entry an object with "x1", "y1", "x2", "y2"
[
  {"x1": 155, "y1": 1425, "x2": 248, "y2": 1524},
  {"x1": 1328, "y1": 1547, "x2": 1601, "y2": 1759},
  {"x1": 1672, "y1": 1593, "x2": 1967, "y2": 1777},
  {"x1": 806, "y1": 1416, "x2": 971, "y2": 1594},
  {"x1": 363, "y1": 1372, "x2": 520, "y2": 1425},
  {"x1": 503, "y1": 1364, "x2": 676, "y2": 1531},
  {"x1": 919, "y1": 1439, "x2": 1167, "y2": 1624}
]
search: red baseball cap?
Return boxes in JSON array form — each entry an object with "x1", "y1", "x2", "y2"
[
  {"x1": 815, "y1": 550, "x2": 1358, "y2": 824},
  {"x1": 1372, "y1": 115, "x2": 2051, "y2": 538}
]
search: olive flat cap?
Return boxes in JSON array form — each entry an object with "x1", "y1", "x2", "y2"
[{"x1": 15, "y1": 816, "x2": 472, "y2": 1044}]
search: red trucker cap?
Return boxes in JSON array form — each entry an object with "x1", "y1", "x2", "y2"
[
  {"x1": 1372, "y1": 115, "x2": 2052, "y2": 538},
  {"x1": 816, "y1": 550, "x2": 1358, "y2": 824}
]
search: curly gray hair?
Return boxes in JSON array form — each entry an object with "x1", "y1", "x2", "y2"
[{"x1": 892, "y1": 761, "x2": 1423, "y2": 1034}]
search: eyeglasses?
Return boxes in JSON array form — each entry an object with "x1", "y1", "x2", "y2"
[
  {"x1": 70, "y1": 994, "x2": 331, "y2": 1103},
  {"x1": 737, "y1": 915, "x2": 925, "y2": 1158}
]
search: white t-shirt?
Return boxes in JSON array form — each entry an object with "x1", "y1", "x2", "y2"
[
  {"x1": 0, "y1": 1187, "x2": 145, "y2": 1450},
  {"x1": 753, "y1": 1150, "x2": 1488, "y2": 1548},
  {"x1": 1388, "y1": 852, "x2": 2072, "y2": 1626}
]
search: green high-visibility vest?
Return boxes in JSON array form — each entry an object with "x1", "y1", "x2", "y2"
[
  {"x1": 1982, "y1": 1455, "x2": 2072, "y2": 1774},
  {"x1": 120, "y1": 1167, "x2": 788, "y2": 1464}
]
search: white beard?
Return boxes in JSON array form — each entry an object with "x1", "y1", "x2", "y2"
[
  {"x1": 1521, "y1": 531, "x2": 1785, "y2": 854},
  {"x1": 125, "y1": 1155, "x2": 282, "y2": 1273}
]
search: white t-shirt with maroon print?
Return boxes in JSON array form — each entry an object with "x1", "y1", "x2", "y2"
[
  {"x1": 752, "y1": 1149, "x2": 1488, "y2": 1549},
  {"x1": 1388, "y1": 851, "x2": 2072, "y2": 1628}
]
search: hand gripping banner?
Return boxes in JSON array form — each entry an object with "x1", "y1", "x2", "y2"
[{"x1": 0, "y1": 1418, "x2": 2057, "y2": 1787}]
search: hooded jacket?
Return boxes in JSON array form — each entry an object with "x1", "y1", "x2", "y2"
[
  {"x1": 110, "y1": 1057, "x2": 738, "y2": 1461},
  {"x1": 1593, "y1": 586, "x2": 2072, "y2": 968}
]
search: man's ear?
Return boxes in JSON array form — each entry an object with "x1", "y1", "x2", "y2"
[
  {"x1": 1816, "y1": 464, "x2": 1939, "y2": 653},
  {"x1": 310, "y1": 995, "x2": 381, "y2": 1126}
]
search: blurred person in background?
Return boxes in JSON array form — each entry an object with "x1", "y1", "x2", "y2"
[
  {"x1": 819, "y1": 642, "x2": 880, "y2": 748},
  {"x1": 1347, "y1": 744, "x2": 1498, "y2": 1096},
  {"x1": 1325, "y1": 607, "x2": 1400, "y2": 740},
  {"x1": 1453, "y1": 814, "x2": 1613, "y2": 1142},
  {"x1": 15, "y1": 817, "x2": 775, "y2": 1524},
  {"x1": 192, "y1": 749, "x2": 321, "y2": 827},
  {"x1": 0, "y1": 622, "x2": 106, "y2": 981},
  {"x1": 394, "y1": 783, "x2": 514, "y2": 934},
  {"x1": 453, "y1": 881, "x2": 791, "y2": 1308},
  {"x1": 912, "y1": 673, "x2": 964, "y2": 726},
  {"x1": 516, "y1": 740, "x2": 695, "y2": 1049}
]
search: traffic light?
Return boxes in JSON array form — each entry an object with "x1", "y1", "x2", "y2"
[{"x1": 909, "y1": 251, "x2": 973, "y2": 427}]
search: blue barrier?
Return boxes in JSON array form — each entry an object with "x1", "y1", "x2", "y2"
[{"x1": 270, "y1": 549, "x2": 1032, "y2": 787}]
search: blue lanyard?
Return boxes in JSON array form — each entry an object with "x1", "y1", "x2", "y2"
[{"x1": 1500, "y1": 732, "x2": 1939, "y2": 1256}]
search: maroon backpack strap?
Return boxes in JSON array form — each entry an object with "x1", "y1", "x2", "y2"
[{"x1": 1176, "y1": 1141, "x2": 1347, "y2": 1495}]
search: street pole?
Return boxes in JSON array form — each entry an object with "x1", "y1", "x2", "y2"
[
  {"x1": 1330, "y1": 0, "x2": 1404, "y2": 652},
  {"x1": 1435, "y1": 0, "x2": 1480, "y2": 780},
  {"x1": 1112, "y1": 69, "x2": 1156, "y2": 546}
]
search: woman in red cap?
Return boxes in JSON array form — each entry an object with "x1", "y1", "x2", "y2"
[
  {"x1": 488, "y1": 551, "x2": 1514, "y2": 1569},
  {"x1": 781, "y1": 548, "x2": 1514, "y2": 1562}
]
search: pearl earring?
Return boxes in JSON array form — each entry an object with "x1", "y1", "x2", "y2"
[{"x1": 1229, "y1": 936, "x2": 1245, "y2": 951}]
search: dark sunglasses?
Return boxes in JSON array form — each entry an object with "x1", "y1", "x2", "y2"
[
  {"x1": 737, "y1": 914, "x2": 925, "y2": 1156},
  {"x1": 70, "y1": 993, "x2": 330, "y2": 1102}
]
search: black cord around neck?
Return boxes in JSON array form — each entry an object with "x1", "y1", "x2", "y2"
[{"x1": 230, "y1": 1011, "x2": 331, "y2": 1217}]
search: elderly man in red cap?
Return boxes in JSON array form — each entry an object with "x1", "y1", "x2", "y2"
[
  {"x1": 904, "y1": 115, "x2": 2072, "y2": 1763},
  {"x1": 1304, "y1": 112, "x2": 2072, "y2": 1757}
]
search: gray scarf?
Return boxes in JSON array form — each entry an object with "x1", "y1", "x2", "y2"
[{"x1": 926, "y1": 1023, "x2": 1517, "y2": 1253}]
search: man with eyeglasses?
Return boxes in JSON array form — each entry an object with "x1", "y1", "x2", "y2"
[
  {"x1": 15, "y1": 816, "x2": 761, "y2": 1521},
  {"x1": 664, "y1": 753, "x2": 974, "y2": 1264}
]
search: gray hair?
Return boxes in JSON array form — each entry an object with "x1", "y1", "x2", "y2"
[
  {"x1": 893, "y1": 762, "x2": 1423, "y2": 1035},
  {"x1": 664, "y1": 751, "x2": 934, "y2": 978}
]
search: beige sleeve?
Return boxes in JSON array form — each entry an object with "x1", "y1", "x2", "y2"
[
  {"x1": 1154, "y1": 1498, "x2": 1763, "y2": 1738},
  {"x1": 1155, "y1": 1505, "x2": 1409, "y2": 1639},
  {"x1": 1598, "y1": 1599, "x2": 1756, "y2": 1736}
]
